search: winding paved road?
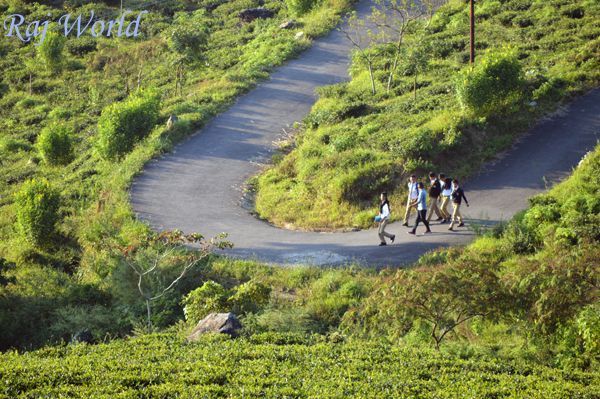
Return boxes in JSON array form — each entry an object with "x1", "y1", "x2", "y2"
[{"x1": 130, "y1": 1, "x2": 600, "y2": 266}]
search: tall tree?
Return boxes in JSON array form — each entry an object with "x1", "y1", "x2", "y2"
[
  {"x1": 370, "y1": 0, "x2": 446, "y2": 92},
  {"x1": 340, "y1": 11, "x2": 381, "y2": 95}
]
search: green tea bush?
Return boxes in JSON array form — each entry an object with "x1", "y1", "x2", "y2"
[
  {"x1": 65, "y1": 36, "x2": 97, "y2": 56},
  {"x1": 36, "y1": 31, "x2": 65, "y2": 73},
  {"x1": 182, "y1": 280, "x2": 228, "y2": 323},
  {"x1": 456, "y1": 48, "x2": 524, "y2": 116},
  {"x1": 2, "y1": 334, "x2": 597, "y2": 397},
  {"x1": 286, "y1": 0, "x2": 318, "y2": 17},
  {"x1": 14, "y1": 179, "x2": 60, "y2": 247},
  {"x1": 36, "y1": 123, "x2": 74, "y2": 165},
  {"x1": 0, "y1": 137, "x2": 31, "y2": 153},
  {"x1": 229, "y1": 280, "x2": 271, "y2": 315},
  {"x1": 96, "y1": 89, "x2": 161, "y2": 160}
]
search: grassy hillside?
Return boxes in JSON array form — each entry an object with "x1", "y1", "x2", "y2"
[
  {"x1": 254, "y1": 0, "x2": 600, "y2": 229},
  {"x1": 1, "y1": 333, "x2": 598, "y2": 398},
  {"x1": 0, "y1": 0, "x2": 352, "y2": 348},
  {"x1": 0, "y1": 0, "x2": 597, "y2": 382},
  {"x1": 2, "y1": 144, "x2": 597, "y2": 373}
]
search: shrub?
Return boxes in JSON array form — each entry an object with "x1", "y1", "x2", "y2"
[
  {"x1": 229, "y1": 280, "x2": 271, "y2": 315},
  {"x1": 65, "y1": 36, "x2": 97, "y2": 56},
  {"x1": 286, "y1": 0, "x2": 318, "y2": 17},
  {"x1": 456, "y1": 48, "x2": 523, "y2": 116},
  {"x1": 14, "y1": 179, "x2": 60, "y2": 247},
  {"x1": 556, "y1": 303, "x2": 600, "y2": 371},
  {"x1": 503, "y1": 214, "x2": 541, "y2": 254},
  {"x1": 36, "y1": 123, "x2": 74, "y2": 165},
  {"x1": 37, "y1": 31, "x2": 65, "y2": 73},
  {"x1": 96, "y1": 89, "x2": 161, "y2": 160},
  {"x1": 182, "y1": 280, "x2": 228, "y2": 324}
]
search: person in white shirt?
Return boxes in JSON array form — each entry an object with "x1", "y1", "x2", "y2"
[
  {"x1": 377, "y1": 192, "x2": 395, "y2": 246},
  {"x1": 440, "y1": 176, "x2": 453, "y2": 223},
  {"x1": 402, "y1": 174, "x2": 419, "y2": 227}
]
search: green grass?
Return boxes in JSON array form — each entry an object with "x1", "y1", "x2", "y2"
[
  {"x1": 1, "y1": 333, "x2": 598, "y2": 398},
  {"x1": 254, "y1": 0, "x2": 600, "y2": 230}
]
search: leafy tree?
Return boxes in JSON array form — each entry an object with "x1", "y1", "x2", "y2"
[
  {"x1": 505, "y1": 248, "x2": 598, "y2": 336},
  {"x1": 96, "y1": 89, "x2": 161, "y2": 160},
  {"x1": 346, "y1": 259, "x2": 507, "y2": 350},
  {"x1": 403, "y1": 38, "x2": 431, "y2": 100},
  {"x1": 14, "y1": 179, "x2": 60, "y2": 247},
  {"x1": 341, "y1": 12, "x2": 382, "y2": 95},
  {"x1": 37, "y1": 30, "x2": 65, "y2": 74},
  {"x1": 36, "y1": 123, "x2": 74, "y2": 165},
  {"x1": 167, "y1": 11, "x2": 210, "y2": 94},
  {"x1": 118, "y1": 230, "x2": 232, "y2": 332}
]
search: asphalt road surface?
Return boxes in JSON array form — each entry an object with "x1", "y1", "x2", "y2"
[{"x1": 130, "y1": 1, "x2": 600, "y2": 267}]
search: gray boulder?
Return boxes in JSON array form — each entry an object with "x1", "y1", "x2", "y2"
[{"x1": 187, "y1": 313, "x2": 242, "y2": 341}]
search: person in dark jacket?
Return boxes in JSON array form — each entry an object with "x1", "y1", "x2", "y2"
[
  {"x1": 448, "y1": 179, "x2": 469, "y2": 231},
  {"x1": 426, "y1": 172, "x2": 443, "y2": 223}
]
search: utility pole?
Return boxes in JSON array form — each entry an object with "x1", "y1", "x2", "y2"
[{"x1": 469, "y1": 0, "x2": 475, "y2": 64}]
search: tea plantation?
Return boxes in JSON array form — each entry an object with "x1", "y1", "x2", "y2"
[{"x1": 1, "y1": 333, "x2": 598, "y2": 398}]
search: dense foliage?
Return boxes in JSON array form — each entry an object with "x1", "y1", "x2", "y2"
[
  {"x1": 255, "y1": 0, "x2": 600, "y2": 229},
  {"x1": 1, "y1": 333, "x2": 598, "y2": 398}
]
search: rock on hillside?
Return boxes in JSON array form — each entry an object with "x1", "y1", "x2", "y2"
[{"x1": 187, "y1": 313, "x2": 242, "y2": 341}]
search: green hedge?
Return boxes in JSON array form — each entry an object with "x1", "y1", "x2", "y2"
[
  {"x1": 14, "y1": 179, "x2": 60, "y2": 247},
  {"x1": 36, "y1": 123, "x2": 74, "y2": 166},
  {"x1": 0, "y1": 334, "x2": 597, "y2": 398},
  {"x1": 96, "y1": 89, "x2": 161, "y2": 160}
]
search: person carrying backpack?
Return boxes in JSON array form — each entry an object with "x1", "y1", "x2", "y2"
[
  {"x1": 376, "y1": 192, "x2": 395, "y2": 246},
  {"x1": 426, "y1": 172, "x2": 443, "y2": 223},
  {"x1": 448, "y1": 179, "x2": 469, "y2": 231},
  {"x1": 408, "y1": 182, "x2": 432, "y2": 235}
]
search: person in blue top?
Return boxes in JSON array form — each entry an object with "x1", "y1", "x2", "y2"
[{"x1": 408, "y1": 182, "x2": 432, "y2": 235}]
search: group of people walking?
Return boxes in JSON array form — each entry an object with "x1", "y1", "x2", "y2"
[{"x1": 376, "y1": 173, "x2": 469, "y2": 246}]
